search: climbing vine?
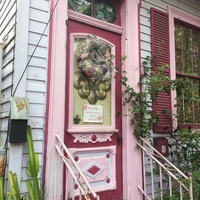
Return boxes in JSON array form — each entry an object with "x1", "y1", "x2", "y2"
[{"x1": 116, "y1": 56, "x2": 200, "y2": 199}]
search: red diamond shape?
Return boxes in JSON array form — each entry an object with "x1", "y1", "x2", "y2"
[{"x1": 87, "y1": 165, "x2": 100, "y2": 175}]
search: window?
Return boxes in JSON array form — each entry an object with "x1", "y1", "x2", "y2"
[
  {"x1": 151, "y1": 7, "x2": 200, "y2": 132},
  {"x1": 68, "y1": 0, "x2": 117, "y2": 23},
  {"x1": 175, "y1": 23, "x2": 200, "y2": 124}
]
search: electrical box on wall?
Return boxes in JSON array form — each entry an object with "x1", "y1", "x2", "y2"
[
  {"x1": 153, "y1": 138, "x2": 169, "y2": 157},
  {"x1": 9, "y1": 97, "x2": 29, "y2": 143}
]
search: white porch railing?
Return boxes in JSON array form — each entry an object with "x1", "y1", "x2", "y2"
[
  {"x1": 137, "y1": 137, "x2": 193, "y2": 200},
  {"x1": 55, "y1": 134, "x2": 100, "y2": 200}
]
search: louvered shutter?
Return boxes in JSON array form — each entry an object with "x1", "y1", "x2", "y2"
[{"x1": 151, "y1": 8, "x2": 173, "y2": 133}]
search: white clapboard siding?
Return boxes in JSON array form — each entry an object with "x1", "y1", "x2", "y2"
[
  {"x1": 1, "y1": 88, "x2": 12, "y2": 104},
  {"x1": 28, "y1": 117, "x2": 45, "y2": 129},
  {"x1": 22, "y1": 153, "x2": 43, "y2": 168},
  {"x1": 26, "y1": 91, "x2": 46, "y2": 104},
  {"x1": 141, "y1": 0, "x2": 200, "y2": 197},
  {"x1": 0, "y1": 1, "x2": 16, "y2": 195},
  {"x1": 0, "y1": 1, "x2": 16, "y2": 34},
  {"x1": 0, "y1": 0, "x2": 49, "y2": 194},
  {"x1": 19, "y1": 0, "x2": 49, "y2": 193}
]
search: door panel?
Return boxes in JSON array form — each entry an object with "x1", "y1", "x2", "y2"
[{"x1": 65, "y1": 19, "x2": 122, "y2": 200}]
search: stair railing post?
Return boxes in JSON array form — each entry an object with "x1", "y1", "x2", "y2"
[{"x1": 188, "y1": 172, "x2": 193, "y2": 200}]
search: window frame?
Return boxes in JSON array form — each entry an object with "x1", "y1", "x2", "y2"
[
  {"x1": 169, "y1": 6, "x2": 200, "y2": 128},
  {"x1": 67, "y1": 0, "x2": 121, "y2": 26},
  {"x1": 67, "y1": 33, "x2": 118, "y2": 134}
]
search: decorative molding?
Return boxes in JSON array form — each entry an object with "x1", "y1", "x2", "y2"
[
  {"x1": 73, "y1": 133, "x2": 113, "y2": 143},
  {"x1": 68, "y1": 146, "x2": 116, "y2": 193},
  {"x1": 68, "y1": 10, "x2": 123, "y2": 34}
]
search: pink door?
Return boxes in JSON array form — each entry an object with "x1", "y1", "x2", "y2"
[{"x1": 65, "y1": 17, "x2": 122, "y2": 200}]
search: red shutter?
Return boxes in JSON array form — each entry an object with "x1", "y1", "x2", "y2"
[{"x1": 151, "y1": 8, "x2": 173, "y2": 133}]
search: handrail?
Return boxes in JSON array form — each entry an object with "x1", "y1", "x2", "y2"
[
  {"x1": 137, "y1": 137, "x2": 193, "y2": 200},
  {"x1": 55, "y1": 134, "x2": 100, "y2": 200},
  {"x1": 140, "y1": 137, "x2": 188, "y2": 179}
]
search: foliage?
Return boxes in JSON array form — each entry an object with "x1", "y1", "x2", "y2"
[
  {"x1": 0, "y1": 126, "x2": 41, "y2": 200},
  {"x1": 0, "y1": 177, "x2": 3, "y2": 200},
  {"x1": 26, "y1": 125, "x2": 40, "y2": 200},
  {"x1": 169, "y1": 128, "x2": 200, "y2": 200},
  {"x1": 116, "y1": 56, "x2": 174, "y2": 139},
  {"x1": 7, "y1": 172, "x2": 21, "y2": 200},
  {"x1": 116, "y1": 56, "x2": 200, "y2": 199}
]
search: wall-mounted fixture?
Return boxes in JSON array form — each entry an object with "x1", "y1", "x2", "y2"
[
  {"x1": 153, "y1": 137, "x2": 169, "y2": 157},
  {"x1": 9, "y1": 97, "x2": 29, "y2": 143}
]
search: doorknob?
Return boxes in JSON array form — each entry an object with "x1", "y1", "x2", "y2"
[{"x1": 117, "y1": 134, "x2": 122, "y2": 145}]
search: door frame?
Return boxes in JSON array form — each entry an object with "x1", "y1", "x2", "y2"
[{"x1": 44, "y1": 0, "x2": 142, "y2": 199}]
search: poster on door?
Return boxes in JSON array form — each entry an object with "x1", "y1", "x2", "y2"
[{"x1": 83, "y1": 104, "x2": 103, "y2": 123}]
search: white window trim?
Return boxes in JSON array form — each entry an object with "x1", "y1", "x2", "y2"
[{"x1": 168, "y1": 6, "x2": 200, "y2": 129}]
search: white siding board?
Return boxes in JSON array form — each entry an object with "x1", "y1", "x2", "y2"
[
  {"x1": 0, "y1": 118, "x2": 8, "y2": 132},
  {"x1": 162, "y1": 0, "x2": 200, "y2": 17},
  {"x1": 29, "y1": 20, "x2": 48, "y2": 35},
  {"x1": 2, "y1": 28, "x2": 15, "y2": 47},
  {"x1": 0, "y1": 111, "x2": 9, "y2": 118},
  {"x1": 2, "y1": 39, "x2": 15, "y2": 57},
  {"x1": 28, "y1": 45, "x2": 47, "y2": 58},
  {"x1": 140, "y1": 33, "x2": 151, "y2": 43},
  {"x1": 141, "y1": 41, "x2": 151, "y2": 52},
  {"x1": 0, "y1": 17, "x2": 16, "y2": 39},
  {"x1": 1, "y1": 76, "x2": 12, "y2": 91},
  {"x1": 28, "y1": 32, "x2": 48, "y2": 47},
  {"x1": 2, "y1": 50, "x2": 14, "y2": 67},
  {"x1": 0, "y1": 132, "x2": 7, "y2": 146},
  {"x1": 1, "y1": 102, "x2": 10, "y2": 112},
  {"x1": 30, "y1": 128, "x2": 44, "y2": 141},
  {"x1": 23, "y1": 141, "x2": 43, "y2": 154},
  {"x1": 30, "y1": 0, "x2": 49, "y2": 11},
  {"x1": 141, "y1": 1, "x2": 166, "y2": 12},
  {"x1": 0, "y1": 0, "x2": 15, "y2": 16},
  {"x1": 140, "y1": 25, "x2": 150, "y2": 35},
  {"x1": 22, "y1": 154, "x2": 43, "y2": 168},
  {"x1": 27, "y1": 67, "x2": 47, "y2": 81},
  {"x1": 0, "y1": 3, "x2": 16, "y2": 34},
  {"x1": 28, "y1": 117, "x2": 45, "y2": 129},
  {"x1": 1, "y1": 88, "x2": 12, "y2": 103},
  {"x1": 141, "y1": 50, "x2": 151, "y2": 59},
  {"x1": 2, "y1": 62, "x2": 13, "y2": 78},
  {"x1": 26, "y1": 91, "x2": 46, "y2": 104},
  {"x1": 0, "y1": 1, "x2": 16, "y2": 25},
  {"x1": 140, "y1": 7, "x2": 150, "y2": 18},
  {"x1": 28, "y1": 56, "x2": 47, "y2": 68},
  {"x1": 29, "y1": 104, "x2": 45, "y2": 117},
  {"x1": 29, "y1": 8, "x2": 48, "y2": 23},
  {"x1": 140, "y1": 15, "x2": 150, "y2": 29},
  {"x1": 26, "y1": 80, "x2": 46, "y2": 92}
]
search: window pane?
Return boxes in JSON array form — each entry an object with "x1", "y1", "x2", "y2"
[
  {"x1": 184, "y1": 52, "x2": 192, "y2": 74},
  {"x1": 194, "y1": 54, "x2": 200, "y2": 76},
  {"x1": 183, "y1": 27, "x2": 192, "y2": 50},
  {"x1": 175, "y1": 23, "x2": 200, "y2": 124},
  {"x1": 184, "y1": 100, "x2": 193, "y2": 123},
  {"x1": 68, "y1": 0, "x2": 92, "y2": 16},
  {"x1": 68, "y1": 0, "x2": 118, "y2": 23},
  {"x1": 175, "y1": 49, "x2": 182, "y2": 73},
  {"x1": 73, "y1": 37, "x2": 112, "y2": 125},
  {"x1": 175, "y1": 24, "x2": 182, "y2": 49},
  {"x1": 192, "y1": 31, "x2": 200, "y2": 53},
  {"x1": 94, "y1": 0, "x2": 117, "y2": 23}
]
